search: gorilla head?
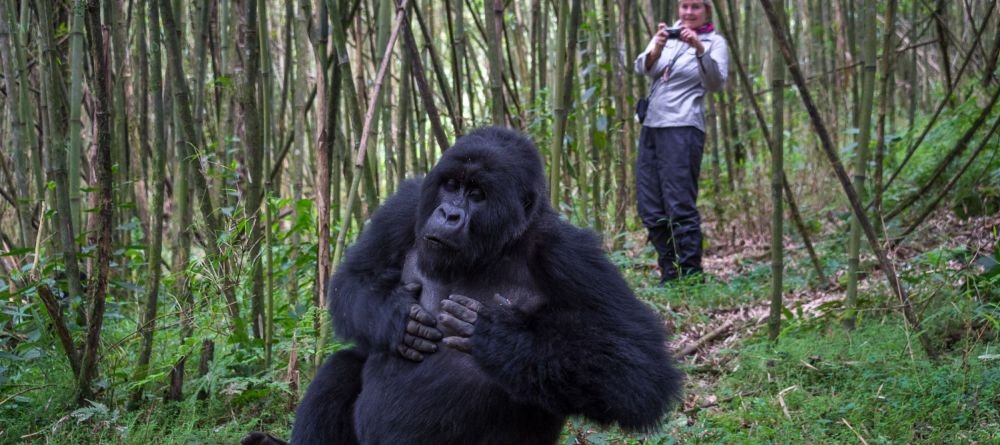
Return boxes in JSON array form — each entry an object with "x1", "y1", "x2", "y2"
[{"x1": 416, "y1": 127, "x2": 548, "y2": 278}]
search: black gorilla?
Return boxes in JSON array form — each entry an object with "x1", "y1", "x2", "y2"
[{"x1": 245, "y1": 127, "x2": 682, "y2": 445}]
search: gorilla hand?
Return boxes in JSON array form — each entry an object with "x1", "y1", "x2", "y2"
[
  {"x1": 397, "y1": 283, "x2": 443, "y2": 362},
  {"x1": 439, "y1": 294, "x2": 481, "y2": 352}
]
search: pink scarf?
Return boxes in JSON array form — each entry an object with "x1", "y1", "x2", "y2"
[{"x1": 693, "y1": 22, "x2": 715, "y2": 34}]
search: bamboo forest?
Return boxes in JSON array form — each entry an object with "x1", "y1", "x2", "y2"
[{"x1": 0, "y1": 0, "x2": 998, "y2": 443}]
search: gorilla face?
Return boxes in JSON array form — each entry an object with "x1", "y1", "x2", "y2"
[{"x1": 415, "y1": 128, "x2": 547, "y2": 279}]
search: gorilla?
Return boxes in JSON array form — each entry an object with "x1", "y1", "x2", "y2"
[{"x1": 244, "y1": 127, "x2": 682, "y2": 445}]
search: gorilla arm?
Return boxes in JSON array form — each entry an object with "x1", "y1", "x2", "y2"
[
  {"x1": 444, "y1": 227, "x2": 683, "y2": 431},
  {"x1": 329, "y1": 179, "x2": 441, "y2": 360}
]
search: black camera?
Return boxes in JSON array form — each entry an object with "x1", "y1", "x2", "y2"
[{"x1": 665, "y1": 27, "x2": 682, "y2": 39}]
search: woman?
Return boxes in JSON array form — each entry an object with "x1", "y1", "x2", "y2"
[{"x1": 633, "y1": 0, "x2": 728, "y2": 283}]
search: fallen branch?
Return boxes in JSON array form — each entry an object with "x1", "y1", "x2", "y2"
[{"x1": 675, "y1": 320, "x2": 736, "y2": 359}]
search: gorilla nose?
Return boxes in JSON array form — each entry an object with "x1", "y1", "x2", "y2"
[{"x1": 436, "y1": 204, "x2": 466, "y2": 226}]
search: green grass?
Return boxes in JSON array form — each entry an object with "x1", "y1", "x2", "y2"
[
  {"x1": 680, "y1": 322, "x2": 997, "y2": 443},
  {"x1": 566, "y1": 320, "x2": 1000, "y2": 444}
]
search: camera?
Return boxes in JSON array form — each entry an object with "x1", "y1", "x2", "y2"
[{"x1": 665, "y1": 27, "x2": 682, "y2": 39}]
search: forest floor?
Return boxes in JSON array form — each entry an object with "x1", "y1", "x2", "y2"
[
  {"x1": 2, "y1": 211, "x2": 997, "y2": 444},
  {"x1": 565, "y1": 210, "x2": 1000, "y2": 444}
]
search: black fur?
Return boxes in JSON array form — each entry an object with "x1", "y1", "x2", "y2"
[{"x1": 291, "y1": 127, "x2": 683, "y2": 444}]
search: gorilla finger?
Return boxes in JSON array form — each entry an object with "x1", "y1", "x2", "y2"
[
  {"x1": 403, "y1": 282, "x2": 422, "y2": 293},
  {"x1": 441, "y1": 299, "x2": 478, "y2": 324},
  {"x1": 439, "y1": 313, "x2": 475, "y2": 336},
  {"x1": 408, "y1": 304, "x2": 437, "y2": 326},
  {"x1": 397, "y1": 344, "x2": 425, "y2": 362},
  {"x1": 406, "y1": 319, "x2": 443, "y2": 340},
  {"x1": 493, "y1": 293, "x2": 512, "y2": 307},
  {"x1": 404, "y1": 333, "x2": 438, "y2": 353},
  {"x1": 442, "y1": 336, "x2": 473, "y2": 353},
  {"x1": 448, "y1": 294, "x2": 484, "y2": 313}
]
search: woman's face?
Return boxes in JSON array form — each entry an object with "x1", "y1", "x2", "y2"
[{"x1": 678, "y1": 0, "x2": 709, "y2": 28}]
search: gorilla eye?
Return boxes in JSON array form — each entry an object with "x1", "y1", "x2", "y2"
[
  {"x1": 443, "y1": 178, "x2": 460, "y2": 192},
  {"x1": 468, "y1": 187, "x2": 485, "y2": 202}
]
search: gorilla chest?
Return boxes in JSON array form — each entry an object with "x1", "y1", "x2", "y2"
[{"x1": 401, "y1": 249, "x2": 544, "y2": 321}]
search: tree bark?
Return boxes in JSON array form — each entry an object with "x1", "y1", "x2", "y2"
[
  {"x1": 239, "y1": 0, "x2": 266, "y2": 341},
  {"x1": 79, "y1": 0, "x2": 115, "y2": 404}
]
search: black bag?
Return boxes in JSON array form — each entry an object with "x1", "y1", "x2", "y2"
[{"x1": 635, "y1": 97, "x2": 650, "y2": 124}]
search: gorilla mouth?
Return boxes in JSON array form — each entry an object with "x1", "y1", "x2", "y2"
[{"x1": 423, "y1": 235, "x2": 455, "y2": 250}]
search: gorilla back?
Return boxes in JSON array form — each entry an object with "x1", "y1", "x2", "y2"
[{"x1": 294, "y1": 127, "x2": 683, "y2": 445}]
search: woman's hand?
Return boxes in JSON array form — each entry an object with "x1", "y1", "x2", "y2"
[
  {"x1": 679, "y1": 27, "x2": 705, "y2": 56},
  {"x1": 653, "y1": 23, "x2": 669, "y2": 50}
]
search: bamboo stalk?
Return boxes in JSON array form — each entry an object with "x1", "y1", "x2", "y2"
[
  {"x1": 758, "y1": 0, "x2": 935, "y2": 359},
  {"x1": 844, "y1": 0, "x2": 879, "y2": 330},
  {"x1": 129, "y1": 0, "x2": 167, "y2": 407}
]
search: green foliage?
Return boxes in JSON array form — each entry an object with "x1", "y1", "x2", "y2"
[{"x1": 882, "y1": 97, "x2": 1000, "y2": 217}]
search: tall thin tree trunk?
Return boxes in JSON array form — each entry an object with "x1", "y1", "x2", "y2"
[
  {"x1": 14, "y1": 1, "x2": 42, "y2": 208},
  {"x1": 258, "y1": 0, "x2": 277, "y2": 366},
  {"x1": 485, "y1": 0, "x2": 505, "y2": 125},
  {"x1": 130, "y1": 0, "x2": 166, "y2": 407},
  {"x1": 612, "y1": 0, "x2": 631, "y2": 246},
  {"x1": 448, "y1": 0, "x2": 466, "y2": 133},
  {"x1": 110, "y1": 0, "x2": 129, "y2": 257},
  {"x1": 309, "y1": 0, "x2": 332, "y2": 369},
  {"x1": 79, "y1": 0, "x2": 115, "y2": 404},
  {"x1": 933, "y1": 0, "x2": 953, "y2": 105},
  {"x1": 768, "y1": 0, "x2": 786, "y2": 342},
  {"x1": 549, "y1": 0, "x2": 582, "y2": 206},
  {"x1": 218, "y1": 0, "x2": 233, "y2": 210},
  {"x1": 288, "y1": 0, "x2": 312, "y2": 313},
  {"x1": 0, "y1": 4, "x2": 33, "y2": 248},
  {"x1": 167, "y1": 0, "x2": 195, "y2": 398},
  {"x1": 378, "y1": 0, "x2": 396, "y2": 195},
  {"x1": 240, "y1": 0, "x2": 266, "y2": 341},
  {"x1": 40, "y1": 0, "x2": 86, "y2": 314},
  {"x1": 844, "y1": 0, "x2": 878, "y2": 330},
  {"x1": 68, "y1": 1, "x2": 84, "y2": 238},
  {"x1": 873, "y1": 0, "x2": 899, "y2": 216}
]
